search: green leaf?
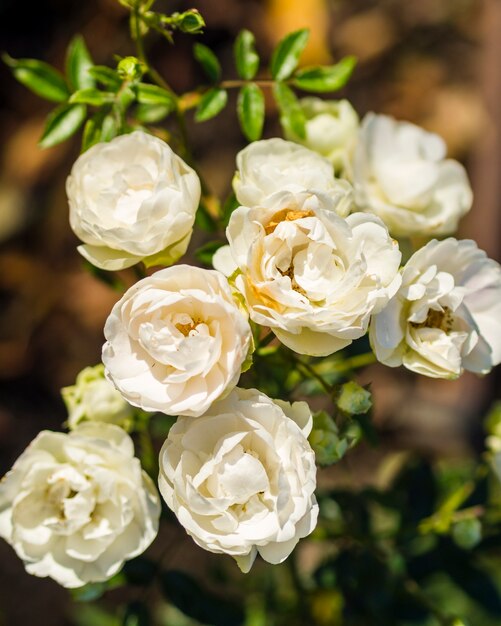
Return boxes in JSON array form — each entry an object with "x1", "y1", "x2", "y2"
[
  {"x1": 273, "y1": 82, "x2": 306, "y2": 139},
  {"x1": 81, "y1": 108, "x2": 117, "y2": 152},
  {"x1": 88, "y1": 65, "x2": 122, "y2": 91},
  {"x1": 194, "y1": 87, "x2": 228, "y2": 122},
  {"x1": 270, "y1": 28, "x2": 309, "y2": 81},
  {"x1": 195, "y1": 240, "x2": 226, "y2": 266},
  {"x1": 66, "y1": 35, "x2": 95, "y2": 91},
  {"x1": 135, "y1": 103, "x2": 172, "y2": 124},
  {"x1": 293, "y1": 56, "x2": 357, "y2": 93},
  {"x1": 135, "y1": 83, "x2": 176, "y2": 110},
  {"x1": 70, "y1": 88, "x2": 114, "y2": 106},
  {"x1": 123, "y1": 602, "x2": 151, "y2": 626},
  {"x1": 234, "y1": 29, "x2": 259, "y2": 80},
  {"x1": 335, "y1": 381, "x2": 372, "y2": 415},
  {"x1": 193, "y1": 42, "x2": 221, "y2": 83},
  {"x1": 237, "y1": 83, "x2": 265, "y2": 141},
  {"x1": 3, "y1": 54, "x2": 69, "y2": 102},
  {"x1": 39, "y1": 103, "x2": 87, "y2": 148}
]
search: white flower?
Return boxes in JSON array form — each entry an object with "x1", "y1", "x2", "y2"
[
  {"x1": 158, "y1": 387, "x2": 318, "y2": 573},
  {"x1": 370, "y1": 238, "x2": 501, "y2": 379},
  {"x1": 0, "y1": 423, "x2": 160, "y2": 588},
  {"x1": 67, "y1": 131, "x2": 201, "y2": 270},
  {"x1": 233, "y1": 138, "x2": 352, "y2": 217},
  {"x1": 284, "y1": 98, "x2": 359, "y2": 174},
  {"x1": 214, "y1": 190, "x2": 401, "y2": 356},
  {"x1": 62, "y1": 364, "x2": 134, "y2": 430},
  {"x1": 352, "y1": 113, "x2": 473, "y2": 237},
  {"x1": 102, "y1": 265, "x2": 252, "y2": 417}
]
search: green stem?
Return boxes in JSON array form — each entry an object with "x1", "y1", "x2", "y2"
[
  {"x1": 331, "y1": 352, "x2": 377, "y2": 374},
  {"x1": 296, "y1": 360, "x2": 333, "y2": 394}
]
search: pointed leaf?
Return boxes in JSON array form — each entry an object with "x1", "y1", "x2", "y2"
[
  {"x1": 270, "y1": 28, "x2": 309, "y2": 81},
  {"x1": 4, "y1": 54, "x2": 69, "y2": 102},
  {"x1": 66, "y1": 35, "x2": 95, "y2": 90},
  {"x1": 135, "y1": 83, "x2": 176, "y2": 110},
  {"x1": 273, "y1": 82, "x2": 306, "y2": 139},
  {"x1": 234, "y1": 29, "x2": 259, "y2": 80},
  {"x1": 88, "y1": 66, "x2": 122, "y2": 91},
  {"x1": 293, "y1": 56, "x2": 357, "y2": 93},
  {"x1": 237, "y1": 83, "x2": 265, "y2": 141},
  {"x1": 135, "y1": 103, "x2": 172, "y2": 123},
  {"x1": 193, "y1": 43, "x2": 221, "y2": 83},
  {"x1": 70, "y1": 88, "x2": 114, "y2": 106},
  {"x1": 39, "y1": 103, "x2": 87, "y2": 148},
  {"x1": 81, "y1": 108, "x2": 116, "y2": 152},
  {"x1": 194, "y1": 87, "x2": 228, "y2": 122}
]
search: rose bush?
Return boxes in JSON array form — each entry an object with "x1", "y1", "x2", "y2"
[
  {"x1": 62, "y1": 364, "x2": 133, "y2": 430},
  {"x1": 352, "y1": 113, "x2": 473, "y2": 237},
  {"x1": 0, "y1": 423, "x2": 160, "y2": 588},
  {"x1": 233, "y1": 138, "x2": 353, "y2": 216},
  {"x1": 214, "y1": 189, "x2": 401, "y2": 356},
  {"x1": 158, "y1": 387, "x2": 318, "y2": 573},
  {"x1": 284, "y1": 98, "x2": 359, "y2": 175},
  {"x1": 67, "y1": 131, "x2": 201, "y2": 270},
  {"x1": 103, "y1": 265, "x2": 252, "y2": 417},
  {"x1": 370, "y1": 238, "x2": 501, "y2": 378}
]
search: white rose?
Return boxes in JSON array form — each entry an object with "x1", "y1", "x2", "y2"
[
  {"x1": 233, "y1": 138, "x2": 352, "y2": 217},
  {"x1": 0, "y1": 423, "x2": 160, "y2": 588},
  {"x1": 370, "y1": 238, "x2": 501, "y2": 379},
  {"x1": 61, "y1": 364, "x2": 134, "y2": 430},
  {"x1": 214, "y1": 190, "x2": 401, "y2": 356},
  {"x1": 284, "y1": 98, "x2": 359, "y2": 174},
  {"x1": 158, "y1": 387, "x2": 318, "y2": 573},
  {"x1": 67, "y1": 131, "x2": 201, "y2": 270},
  {"x1": 102, "y1": 265, "x2": 252, "y2": 417},
  {"x1": 352, "y1": 113, "x2": 473, "y2": 237}
]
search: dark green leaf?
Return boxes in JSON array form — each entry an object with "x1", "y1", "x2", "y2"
[
  {"x1": 3, "y1": 54, "x2": 69, "y2": 102},
  {"x1": 273, "y1": 82, "x2": 306, "y2": 139},
  {"x1": 270, "y1": 28, "x2": 309, "y2": 81},
  {"x1": 122, "y1": 557, "x2": 156, "y2": 586},
  {"x1": 195, "y1": 87, "x2": 228, "y2": 122},
  {"x1": 66, "y1": 35, "x2": 94, "y2": 91},
  {"x1": 82, "y1": 107, "x2": 112, "y2": 151},
  {"x1": 123, "y1": 602, "x2": 150, "y2": 626},
  {"x1": 237, "y1": 83, "x2": 265, "y2": 141},
  {"x1": 160, "y1": 570, "x2": 244, "y2": 626},
  {"x1": 70, "y1": 88, "x2": 114, "y2": 106},
  {"x1": 88, "y1": 65, "x2": 122, "y2": 91},
  {"x1": 39, "y1": 103, "x2": 87, "y2": 148},
  {"x1": 195, "y1": 240, "x2": 226, "y2": 266},
  {"x1": 135, "y1": 83, "x2": 176, "y2": 109},
  {"x1": 193, "y1": 43, "x2": 221, "y2": 83},
  {"x1": 135, "y1": 103, "x2": 172, "y2": 124},
  {"x1": 234, "y1": 29, "x2": 259, "y2": 80},
  {"x1": 293, "y1": 56, "x2": 357, "y2": 92}
]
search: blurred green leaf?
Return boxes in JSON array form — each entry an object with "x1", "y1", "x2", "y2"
[
  {"x1": 4, "y1": 54, "x2": 69, "y2": 102},
  {"x1": 66, "y1": 35, "x2": 95, "y2": 91},
  {"x1": 82, "y1": 107, "x2": 117, "y2": 151},
  {"x1": 123, "y1": 557, "x2": 157, "y2": 586},
  {"x1": 237, "y1": 83, "x2": 265, "y2": 141},
  {"x1": 123, "y1": 602, "x2": 151, "y2": 626},
  {"x1": 452, "y1": 519, "x2": 482, "y2": 550},
  {"x1": 234, "y1": 29, "x2": 259, "y2": 80},
  {"x1": 195, "y1": 88, "x2": 228, "y2": 122},
  {"x1": 70, "y1": 88, "x2": 115, "y2": 106},
  {"x1": 273, "y1": 82, "x2": 306, "y2": 139},
  {"x1": 292, "y1": 56, "x2": 357, "y2": 92},
  {"x1": 135, "y1": 83, "x2": 176, "y2": 109},
  {"x1": 39, "y1": 103, "x2": 87, "y2": 148},
  {"x1": 195, "y1": 240, "x2": 226, "y2": 266},
  {"x1": 88, "y1": 65, "x2": 122, "y2": 91},
  {"x1": 335, "y1": 381, "x2": 372, "y2": 415},
  {"x1": 193, "y1": 43, "x2": 221, "y2": 83},
  {"x1": 270, "y1": 28, "x2": 309, "y2": 81},
  {"x1": 135, "y1": 103, "x2": 172, "y2": 123}
]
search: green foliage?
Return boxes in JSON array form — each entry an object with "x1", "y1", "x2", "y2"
[
  {"x1": 237, "y1": 83, "x2": 265, "y2": 141},
  {"x1": 195, "y1": 240, "x2": 226, "y2": 266},
  {"x1": 335, "y1": 381, "x2": 372, "y2": 415},
  {"x1": 273, "y1": 82, "x2": 306, "y2": 139},
  {"x1": 88, "y1": 66, "x2": 122, "y2": 90},
  {"x1": 3, "y1": 54, "x2": 69, "y2": 102},
  {"x1": 270, "y1": 28, "x2": 309, "y2": 81},
  {"x1": 39, "y1": 103, "x2": 87, "y2": 148},
  {"x1": 66, "y1": 36, "x2": 95, "y2": 90},
  {"x1": 234, "y1": 30, "x2": 260, "y2": 80},
  {"x1": 193, "y1": 43, "x2": 221, "y2": 83},
  {"x1": 70, "y1": 89, "x2": 115, "y2": 106},
  {"x1": 195, "y1": 87, "x2": 228, "y2": 121},
  {"x1": 122, "y1": 602, "x2": 151, "y2": 626},
  {"x1": 292, "y1": 56, "x2": 357, "y2": 93}
]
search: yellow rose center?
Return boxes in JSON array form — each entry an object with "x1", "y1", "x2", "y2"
[
  {"x1": 264, "y1": 209, "x2": 315, "y2": 235},
  {"x1": 411, "y1": 306, "x2": 454, "y2": 332}
]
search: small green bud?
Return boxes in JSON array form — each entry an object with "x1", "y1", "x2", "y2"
[
  {"x1": 335, "y1": 381, "x2": 372, "y2": 415},
  {"x1": 309, "y1": 411, "x2": 347, "y2": 466},
  {"x1": 117, "y1": 56, "x2": 145, "y2": 81},
  {"x1": 452, "y1": 518, "x2": 482, "y2": 550},
  {"x1": 176, "y1": 9, "x2": 205, "y2": 34}
]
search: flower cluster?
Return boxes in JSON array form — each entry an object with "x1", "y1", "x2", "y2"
[{"x1": 2, "y1": 94, "x2": 500, "y2": 591}]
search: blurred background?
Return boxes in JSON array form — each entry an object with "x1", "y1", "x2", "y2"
[{"x1": 0, "y1": 0, "x2": 500, "y2": 624}]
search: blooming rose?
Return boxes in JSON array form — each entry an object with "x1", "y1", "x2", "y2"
[
  {"x1": 0, "y1": 423, "x2": 160, "y2": 588},
  {"x1": 62, "y1": 364, "x2": 134, "y2": 430},
  {"x1": 370, "y1": 238, "x2": 501, "y2": 379},
  {"x1": 233, "y1": 138, "x2": 352, "y2": 217},
  {"x1": 67, "y1": 131, "x2": 201, "y2": 270},
  {"x1": 158, "y1": 387, "x2": 318, "y2": 572},
  {"x1": 352, "y1": 113, "x2": 473, "y2": 237},
  {"x1": 103, "y1": 265, "x2": 252, "y2": 417},
  {"x1": 284, "y1": 98, "x2": 359, "y2": 174},
  {"x1": 214, "y1": 190, "x2": 401, "y2": 356}
]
